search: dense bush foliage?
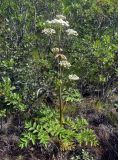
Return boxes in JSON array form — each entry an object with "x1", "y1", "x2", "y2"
[{"x1": 0, "y1": 0, "x2": 118, "y2": 159}]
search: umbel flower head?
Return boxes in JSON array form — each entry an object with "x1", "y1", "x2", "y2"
[
  {"x1": 52, "y1": 48, "x2": 63, "y2": 54},
  {"x1": 42, "y1": 28, "x2": 56, "y2": 35},
  {"x1": 59, "y1": 60, "x2": 71, "y2": 68},
  {"x1": 66, "y1": 29, "x2": 78, "y2": 36},
  {"x1": 69, "y1": 74, "x2": 79, "y2": 80},
  {"x1": 46, "y1": 18, "x2": 69, "y2": 27}
]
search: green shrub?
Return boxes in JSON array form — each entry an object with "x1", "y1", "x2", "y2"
[{"x1": 0, "y1": 77, "x2": 26, "y2": 112}]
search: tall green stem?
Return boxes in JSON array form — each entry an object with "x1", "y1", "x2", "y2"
[
  {"x1": 59, "y1": 63, "x2": 63, "y2": 126},
  {"x1": 58, "y1": 26, "x2": 63, "y2": 125}
]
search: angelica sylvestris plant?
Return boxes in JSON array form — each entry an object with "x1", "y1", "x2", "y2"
[
  {"x1": 42, "y1": 14, "x2": 79, "y2": 125},
  {"x1": 20, "y1": 15, "x2": 98, "y2": 151}
]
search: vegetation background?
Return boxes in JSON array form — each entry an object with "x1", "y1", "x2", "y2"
[{"x1": 0, "y1": 0, "x2": 118, "y2": 160}]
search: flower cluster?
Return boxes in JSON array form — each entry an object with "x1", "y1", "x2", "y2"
[
  {"x1": 69, "y1": 74, "x2": 79, "y2": 80},
  {"x1": 59, "y1": 60, "x2": 71, "y2": 68},
  {"x1": 66, "y1": 29, "x2": 78, "y2": 36},
  {"x1": 46, "y1": 15, "x2": 69, "y2": 27},
  {"x1": 47, "y1": 19, "x2": 69, "y2": 27},
  {"x1": 42, "y1": 28, "x2": 56, "y2": 35},
  {"x1": 52, "y1": 48, "x2": 63, "y2": 54},
  {"x1": 42, "y1": 15, "x2": 79, "y2": 80}
]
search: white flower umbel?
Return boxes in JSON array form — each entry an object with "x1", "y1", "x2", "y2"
[
  {"x1": 46, "y1": 19, "x2": 69, "y2": 27},
  {"x1": 46, "y1": 20, "x2": 52, "y2": 24},
  {"x1": 56, "y1": 15, "x2": 66, "y2": 20},
  {"x1": 69, "y1": 74, "x2": 79, "y2": 80},
  {"x1": 52, "y1": 48, "x2": 63, "y2": 53},
  {"x1": 42, "y1": 28, "x2": 56, "y2": 35},
  {"x1": 66, "y1": 29, "x2": 78, "y2": 36},
  {"x1": 59, "y1": 60, "x2": 71, "y2": 68}
]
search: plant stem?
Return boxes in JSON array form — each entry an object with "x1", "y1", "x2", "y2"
[
  {"x1": 59, "y1": 84, "x2": 63, "y2": 126},
  {"x1": 58, "y1": 26, "x2": 63, "y2": 125},
  {"x1": 59, "y1": 62, "x2": 63, "y2": 126}
]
